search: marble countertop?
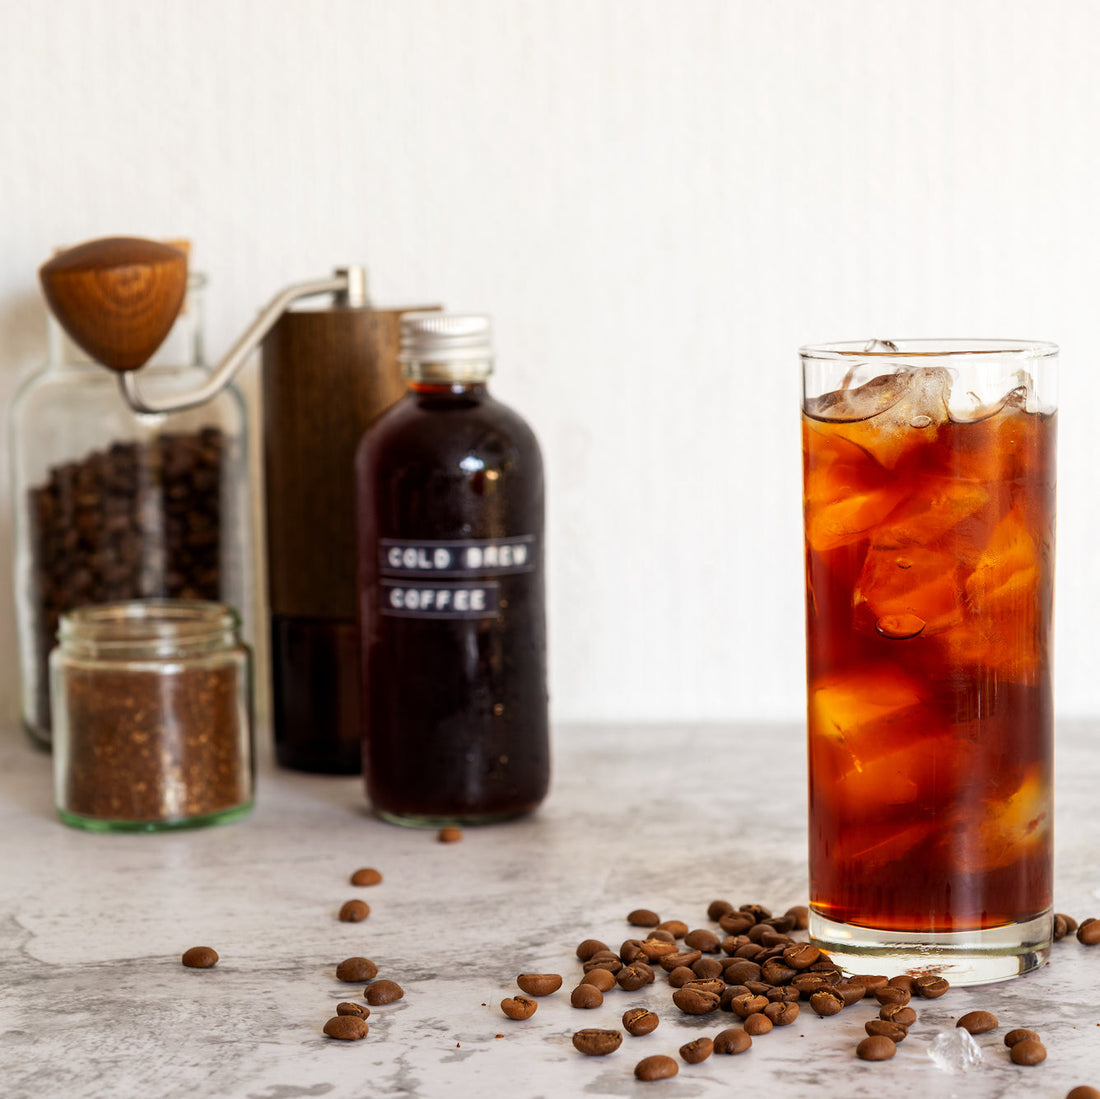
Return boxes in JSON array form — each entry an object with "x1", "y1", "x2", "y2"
[{"x1": 2, "y1": 720, "x2": 1099, "y2": 1099}]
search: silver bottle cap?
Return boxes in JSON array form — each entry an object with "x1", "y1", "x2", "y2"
[{"x1": 399, "y1": 312, "x2": 493, "y2": 383}]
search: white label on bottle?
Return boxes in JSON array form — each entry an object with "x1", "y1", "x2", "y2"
[
  {"x1": 379, "y1": 536, "x2": 535, "y2": 577},
  {"x1": 380, "y1": 580, "x2": 500, "y2": 619}
]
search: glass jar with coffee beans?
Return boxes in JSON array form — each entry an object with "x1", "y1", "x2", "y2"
[{"x1": 9, "y1": 268, "x2": 252, "y2": 747}]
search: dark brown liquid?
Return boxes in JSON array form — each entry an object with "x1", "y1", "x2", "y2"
[
  {"x1": 271, "y1": 615, "x2": 362, "y2": 774},
  {"x1": 356, "y1": 383, "x2": 549, "y2": 823}
]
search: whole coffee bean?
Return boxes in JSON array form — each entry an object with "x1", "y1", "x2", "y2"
[
  {"x1": 766, "y1": 986, "x2": 801, "y2": 1005},
  {"x1": 623, "y1": 1008, "x2": 660, "y2": 1036},
  {"x1": 692, "y1": 957, "x2": 725, "y2": 980},
  {"x1": 887, "y1": 974, "x2": 915, "y2": 993},
  {"x1": 679, "y1": 1036, "x2": 714, "y2": 1063},
  {"x1": 837, "y1": 981, "x2": 870, "y2": 1007},
  {"x1": 339, "y1": 899, "x2": 370, "y2": 923},
  {"x1": 323, "y1": 1015, "x2": 368, "y2": 1040},
  {"x1": 336, "y1": 957, "x2": 378, "y2": 983},
  {"x1": 365, "y1": 980, "x2": 404, "y2": 1005},
  {"x1": 721, "y1": 934, "x2": 750, "y2": 954},
  {"x1": 1056, "y1": 913, "x2": 1079, "y2": 936},
  {"x1": 1011, "y1": 1039, "x2": 1047, "y2": 1065},
  {"x1": 1066, "y1": 1088, "x2": 1100, "y2": 1099},
  {"x1": 755, "y1": 928, "x2": 791, "y2": 949},
  {"x1": 639, "y1": 938, "x2": 678, "y2": 961},
  {"x1": 336, "y1": 1002, "x2": 370, "y2": 1019},
  {"x1": 517, "y1": 973, "x2": 562, "y2": 997},
  {"x1": 1077, "y1": 918, "x2": 1100, "y2": 946},
  {"x1": 684, "y1": 977, "x2": 726, "y2": 997},
  {"x1": 792, "y1": 971, "x2": 839, "y2": 994},
  {"x1": 744, "y1": 1012, "x2": 773, "y2": 1036},
  {"x1": 571, "y1": 984, "x2": 603, "y2": 1008},
  {"x1": 913, "y1": 974, "x2": 950, "y2": 999},
  {"x1": 581, "y1": 968, "x2": 617, "y2": 992},
  {"x1": 668, "y1": 966, "x2": 696, "y2": 988},
  {"x1": 764, "y1": 1000, "x2": 800, "y2": 1026},
  {"x1": 744, "y1": 981, "x2": 772, "y2": 996},
  {"x1": 782, "y1": 943, "x2": 820, "y2": 970},
  {"x1": 659, "y1": 950, "x2": 702, "y2": 972},
  {"x1": 807, "y1": 959, "x2": 843, "y2": 975},
  {"x1": 733, "y1": 942, "x2": 766, "y2": 962},
  {"x1": 437, "y1": 826, "x2": 462, "y2": 843},
  {"x1": 350, "y1": 867, "x2": 382, "y2": 886},
  {"x1": 713, "y1": 1027, "x2": 752, "y2": 1054},
  {"x1": 719, "y1": 911, "x2": 756, "y2": 935},
  {"x1": 634, "y1": 1054, "x2": 678, "y2": 1081},
  {"x1": 708, "y1": 899, "x2": 735, "y2": 921},
  {"x1": 673, "y1": 987, "x2": 721, "y2": 1015},
  {"x1": 764, "y1": 914, "x2": 797, "y2": 934},
  {"x1": 785, "y1": 905, "x2": 810, "y2": 930},
  {"x1": 572, "y1": 1029, "x2": 622, "y2": 1056},
  {"x1": 865, "y1": 1019, "x2": 907, "y2": 1043},
  {"x1": 628, "y1": 908, "x2": 661, "y2": 928},
  {"x1": 739, "y1": 904, "x2": 772, "y2": 921},
  {"x1": 729, "y1": 993, "x2": 769, "y2": 1019},
  {"x1": 847, "y1": 974, "x2": 888, "y2": 993},
  {"x1": 761, "y1": 958, "x2": 797, "y2": 986},
  {"x1": 502, "y1": 995, "x2": 538, "y2": 1020},
  {"x1": 879, "y1": 1004, "x2": 916, "y2": 1027},
  {"x1": 720, "y1": 986, "x2": 751, "y2": 1011},
  {"x1": 616, "y1": 964, "x2": 653, "y2": 992},
  {"x1": 659, "y1": 920, "x2": 689, "y2": 939},
  {"x1": 856, "y1": 1035, "x2": 897, "y2": 1061},
  {"x1": 809, "y1": 989, "x2": 845, "y2": 1017},
  {"x1": 684, "y1": 928, "x2": 720, "y2": 952},
  {"x1": 576, "y1": 938, "x2": 608, "y2": 961},
  {"x1": 620, "y1": 939, "x2": 645, "y2": 963},
  {"x1": 583, "y1": 955, "x2": 623, "y2": 975},
  {"x1": 649, "y1": 929, "x2": 677, "y2": 943},
  {"x1": 957, "y1": 1010, "x2": 998, "y2": 1034},
  {"x1": 1005, "y1": 1028, "x2": 1042, "y2": 1048},
  {"x1": 874, "y1": 986, "x2": 911, "y2": 1006},
  {"x1": 747, "y1": 923, "x2": 774, "y2": 945},
  {"x1": 181, "y1": 946, "x2": 218, "y2": 969},
  {"x1": 723, "y1": 959, "x2": 762, "y2": 985}
]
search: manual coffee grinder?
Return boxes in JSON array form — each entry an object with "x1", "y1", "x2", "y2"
[{"x1": 38, "y1": 236, "x2": 437, "y2": 773}]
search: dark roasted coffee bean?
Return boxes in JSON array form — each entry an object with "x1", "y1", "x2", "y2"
[
  {"x1": 628, "y1": 908, "x2": 660, "y2": 928},
  {"x1": 739, "y1": 904, "x2": 772, "y2": 921},
  {"x1": 336, "y1": 957, "x2": 377, "y2": 982},
  {"x1": 887, "y1": 974, "x2": 915, "y2": 993},
  {"x1": 1056, "y1": 913, "x2": 1079, "y2": 936},
  {"x1": 708, "y1": 899, "x2": 735, "y2": 921},
  {"x1": 729, "y1": 992, "x2": 769, "y2": 1018},
  {"x1": 714, "y1": 1027, "x2": 752, "y2": 1054},
  {"x1": 766, "y1": 985, "x2": 801, "y2": 1004},
  {"x1": 576, "y1": 938, "x2": 608, "y2": 961},
  {"x1": 865, "y1": 1019, "x2": 907, "y2": 1043},
  {"x1": 746, "y1": 923, "x2": 773, "y2": 945},
  {"x1": 649, "y1": 929, "x2": 677, "y2": 943},
  {"x1": 350, "y1": 867, "x2": 383, "y2": 886},
  {"x1": 1011, "y1": 1039, "x2": 1047, "y2": 1065},
  {"x1": 733, "y1": 943, "x2": 766, "y2": 962},
  {"x1": 581, "y1": 967, "x2": 617, "y2": 992},
  {"x1": 616, "y1": 964, "x2": 652, "y2": 992},
  {"x1": 658, "y1": 920, "x2": 688, "y2": 939},
  {"x1": 720, "y1": 934, "x2": 750, "y2": 955},
  {"x1": 719, "y1": 911, "x2": 756, "y2": 935},
  {"x1": 792, "y1": 971, "x2": 839, "y2": 993},
  {"x1": 659, "y1": 950, "x2": 702, "y2": 972},
  {"x1": 684, "y1": 977, "x2": 725, "y2": 996},
  {"x1": 1005, "y1": 1028, "x2": 1041, "y2": 1047},
  {"x1": 668, "y1": 965, "x2": 695, "y2": 988},
  {"x1": 365, "y1": 979, "x2": 404, "y2": 1005},
  {"x1": 874, "y1": 986, "x2": 911, "y2": 1006},
  {"x1": 571, "y1": 984, "x2": 603, "y2": 1008},
  {"x1": 181, "y1": 946, "x2": 218, "y2": 969},
  {"x1": 501, "y1": 995, "x2": 537, "y2": 1020},
  {"x1": 324, "y1": 1015, "x2": 368, "y2": 1040},
  {"x1": 880, "y1": 1003, "x2": 916, "y2": 1027},
  {"x1": 623, "y1": 1007, "x2": 660, "y2": 1036},
  {"x1": 679, "y1": 1036, "x2": 714, "y2": 1063},
  {"x1": 336, "y1": 1002, "x2": 370, "y2": 1018},
  {"x1": 764, "y1": 1000, "x2": 800, "y2": 1026},
  {"x1": 634, "y1": 1054, "x2": 678, "y2": 1080},
  {"x1": 742, "y1": 981, "x2": 771, "y2": 996},
  {"x1": 723, "y1": 959, "x2": 762, "y2": 984},
  {"x1": 764, "y1": 914, "x2": 796, "y2": 934},
  {"x1": 638, "y1": 937, "x2": 679, "y2": 961},
  {"x1": 684, "y1": 928, "x2": 721, "y2": 952},
  {"x1": 761, "y1": 958, "x2": 797, "y2": 985},
  {"x1": 572, "y1": 1029, "x2": 622, "y2": 1056},
  {"x1": 857, "y1": 1035, "x2": 896, "y2": 1061},
  {"x1": 692, "y1": 957, "x2": 725, "y2": 980},
  {"x1": 339, "y1": 899, "x2": 370, "y2": 922},
  {"x1": 806, "y1": 959, "x2": 843, "y2": 974},
  {"x1": 847, "y1": 974, "x2": 888, "y2": 993},
  {"x1": 744, "y1": 1012, "x2": 773, "y2": 1035},
  {"x1": 957, "y1": 1009, "x2": 998, "y2": 1034},
  {"x1": 720, "y1": 985, "x2": 751, "y2": 1011},
  {"x1": 517, "y1": 973, "x2": 562, "y2": 996},
  {"x1": 785, "y1": 905, "x2": 810, "y2": 930},
  {"x1": 1066, "y1": 1088, "x2": 1100, "y2": 1099},
  {"x1": 673, "y1": 986, "x2": 721, "y2": 1015},
  {"x1": 809, "y1": 989, "x2": 845, "y2": 1016},
  {"x1": 782, "y1": 943, "x2": 820, "y2": 970},
  {"x1": 913, "y1": 974, "x2": 950, "y2": 999},
  {"x1": 837, "y1": 981, "x2": 869, "y2": 1007},
  {"x1": 583, "y1": 955, "x2": 623, "y2": 975},
  {"x1": 620, "y1": 939, "x2": 645, "y2": 963},
  {"x1": 1077, "y1": 918, "x2": 1100, "y2": 945}
]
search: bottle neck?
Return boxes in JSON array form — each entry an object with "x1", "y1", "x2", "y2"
[{"x1": 407, "y1": 380, "x2": 489, "y2": 397}]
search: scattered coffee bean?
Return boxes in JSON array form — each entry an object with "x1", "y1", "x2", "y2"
[
  {"x1": 874, "y1": 986, "x2": 911, "y2": 1006},
  {"x1": 744, "y1": 981, "x2": 772, "y2": 996},
  {"x1": 1011, "y1": 1038, "x2": 1047, "y2": 1065},
  {"x1": 729, "y1": 992, "x2": 769, "y2": 1019},
  {"x1": 659, "y1": 920, "x2": 689, "y2": 939},
  {"x1": 638, "y1": 938, "x2": 678, "y2": 961},
  {"x1": 865, "y1": 1019, "x2": 907, "y2": 1043},
  {"x1": 683, "y1": 977, "x2": 725, "y2": 997},
  {"x1": 659, "y1": 950, "x2": 702, "y2": 972},
  {"x1": 336, "y1": 957, "x2": 378, "y2": 982},
  {"x1": 628, "y1": 908, "x2": 660, "y2": 928},
  {"x1": 744, "y1": 1012, "x2": 773, "y2": 1035},
  {"x1": 957, "y1": 1010, "x2": 998, "y2": 1034},
  {"x1": 713, "y1": 1027, "x2": 752, "y2": 1055},
  {"x1": 784, "y1": 905, "x2": 810, "y2": 930},
  {"x1": 668, "y1": 966, "x2": 695, "y2": 988},
  {"x1": 620, "y1": 939, "x2": 645, "y2": 963},
  {"x1": 583, "y1": 954, "x2": 623, "y2": 975},
  {"x1": 336, "y1": 1002, "x2": 370, "y2": 1018},
  {"x1": 719, "y1": 911, "x2": 755, "y2": 935},
  {"x1": 634, "y1": 1054, "x2": 678, "y2": 1080},
  {"x1": 673, "y1": 987, "x2": 721, "y2": 1015},
  {"x1": 1077, "y1": 918, "x2": 1100, "y2": 946},
  {"x1": 792, "y1": 971, "x2": 840, "y2": 994},
  {"x1": 181, "y1": 946, "x2": 218, "y2": 969},
  {"x1": 739, "y1": 904, "x2": 772, "y2": 921},
  {"x1": 649, "y1": 928, "x2": 677, "y2": 943},
  {"x1": 886, "y1": 974, "x2": 915, "y2": 993},
  {"x1": 572, "y1": 1029, "x2": 622, "y2": 1056},
  {"x1": 679, "y1": 1036, "x2": 714, "y2": 1063},
  {"x1": 847, "y1": 974, "x2": 888, "y2": 994},
  {"x1": 761, "y1": 958, "x2": 797, "y2": 985},
  {"x1": 323, "y1": 1015, "x2": 368, "y2": 1040},
  {"x1": 692, "y1": 957, "x2": 724, "y2": 980},
  {"x1": 581, "y1": 968, "x2": 617, "y2": 992},
  {"x1": 764, "y1": 914, "x2": 797, "y2": 934},
  {"x1": 837, "y1": 982, "x2": 870, "y2": 1007},
  {"x1": 684, "y1": 928, "x2": 720, "y2": 952},
  {"x1": 616, "y1": 964, "x2": 652, "y2": 992},
  {"x1": 1005, "y1": 1028, "x2": 1042, "y2": 1047},
  {"x1": 782, "y1": 942, "x2": 820, "y2": 970},
  {"x1": 1054, "y1": 913, "x2": 1079, "y2": 939},
  {"x1": 438, "y1": 826, "x2": 462, "y2": 843},
  {"x1": 766, "y1": 986, "x2": 801, "y2": 1005},
  {"x1": 623, "y1": 1008, "x2": 660, "y2": 1036},
  {"x1": 764, "y1": 1000, "x2": 800, "y2": 1026},
  {"x1": 350, "y1": 867, "x2": 382, "y2": 886},
  {"x1": 338, "y1": 899, "x2": 370, "y2": 923},
  {"x1": 724, "y1": 959, "x2": 763, "y2": 985},
  {"x1": 571, "y1": 984, "x2": 603, "y2": 1009},
  {"x1": 1066, "y1": 1088, "x2": 1100, "y2": 1099},
  {"x1": 809, "y1": 989, "x2": 845, "y2": 1017},
  {"x1": 913, "y1": 974, "x2": 950, "y2": 999},
  {"x1": 708, "y1": 899, "x2": 735, "y2": 921},
  {"x1": 575, "y1": 938, "x2": 608, "y2": 961},
  {"x1": 365, "y1": 980, "x2": 404, "y2": 1005},
  {"x1": 517, "y1": 974, "x2": 563, "y2": 996},
  {"x1": 501, "y1": 996, "x2": 537, "y2": 1020},
  {"x1": 879, "y1": 1004, "x2": 916, "y2": 1027},
  {"x1": 856, "y1": 1034, "x2": 897, "y2": 1061}
]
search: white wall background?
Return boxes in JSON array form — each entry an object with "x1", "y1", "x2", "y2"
[{"x1": 2, "y1": 0, "x2": 1098, "y2": 726}]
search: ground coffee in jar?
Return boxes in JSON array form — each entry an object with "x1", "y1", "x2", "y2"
[{"x1": 50, "y1": 600, "x2": 253, "y2": 831}]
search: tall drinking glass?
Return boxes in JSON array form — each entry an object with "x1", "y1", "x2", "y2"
[{"x1": 800, "y1": 339, "x2": 1057, "y2": 985}]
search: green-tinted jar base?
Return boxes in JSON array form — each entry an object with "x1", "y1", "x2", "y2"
[
  {"x1": 57, "y1": 800, "x2": 253, "y2": 833},
  {"x1": 373, "y1": 807, "x2": 530, "y2": 829}
]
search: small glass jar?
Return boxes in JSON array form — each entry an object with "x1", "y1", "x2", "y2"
[{"x1": 50, "y1": 600, "x2": 254, "y2": 832}]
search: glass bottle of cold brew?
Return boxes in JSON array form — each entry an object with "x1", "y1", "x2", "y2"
[{"x1": 355, "y1": 313, "x2": 549, "y2": 826}]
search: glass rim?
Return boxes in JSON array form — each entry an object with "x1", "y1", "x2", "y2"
[
  {"x1": 58, "y1": 598, "x2": 239, "y2": 651},
  {"x1": 800, "y1": 338, "x2": 1059, "y2": 360}
]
